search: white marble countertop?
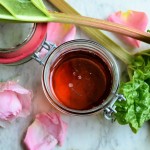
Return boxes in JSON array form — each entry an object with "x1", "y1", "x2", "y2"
[{"x1": 1, "y1": 0, "x2": 150, "y2": 150}]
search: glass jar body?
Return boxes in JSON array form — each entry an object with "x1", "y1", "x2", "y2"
[{"x1": 42, "y1": 39, "x2": 120, "y2": 115}]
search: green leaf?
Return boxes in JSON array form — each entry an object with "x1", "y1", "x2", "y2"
[
  {"x1": 115, "y1": 55, "x2": 150, "y2": 133},
  {"x1": 0, "y1": 5, "x2": 14, "y2": 20},
  {"x1": 30, "y1": 0, "x2": 51, "y2": 16},
  {"x1": 0, "y1": 0, "x2": 52, "y2": 22},
  {"x1": 131, "y1": 56, "x2": 145, "y2": 68}
]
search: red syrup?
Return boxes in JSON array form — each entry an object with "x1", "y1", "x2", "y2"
[{"x1": 50, "y1": 49, "x2": 113, "y2": 110}]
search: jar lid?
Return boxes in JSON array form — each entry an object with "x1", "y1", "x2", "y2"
[
  {"x1": 0, "y1": 23, "x2": 47, "y2": 64},
  {"x1": 0, "y1": 23, "x2": 35, "y2": 52}
]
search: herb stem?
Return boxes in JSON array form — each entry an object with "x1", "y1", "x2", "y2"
[{"x1": 135, "y1": 49, "x2": 150, "y2": 55}]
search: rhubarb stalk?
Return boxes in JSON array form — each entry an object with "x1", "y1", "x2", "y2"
[
  {"x1": 47, "y1": 0, "x2": 133, "y2": 64},
  {"x1": 0, "y1": 0, "x2": 150, "y2": 45}
]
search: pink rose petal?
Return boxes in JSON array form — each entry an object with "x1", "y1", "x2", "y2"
[
  {"x1": 0, "y1": 81, "x2": 32, "y2": 125},
  {"x1": 108, "y1": 10, "x2": 148, "y2": 47},
  {"x1": 46, "y1": 23, "x2": 76, "y2": 46},
  {"x1": 24, "y1": 112, "x2": 68, "y2": 150},
  {"x1": 39, "y1": 23, "x2": 76, "y2": 58}
]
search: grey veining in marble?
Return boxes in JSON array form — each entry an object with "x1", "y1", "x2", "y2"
[{"x1": 0, "y1": 0, "x2": 150, "y2": 150}]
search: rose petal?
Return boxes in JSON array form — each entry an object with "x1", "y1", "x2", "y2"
[
  {"x1": 24, "y1": 112, "x2": 67, "y2": 150},
  {"x1": 0, "y1": 91, "x2": 22, "y2": 120},
  {"x1": 0, "y1": 81, "x2": 32, "y2": 124},
  {"x1": 46, "y1": 23, "x2": 76, "y2": 46},
  {"x1": 39, "y1": 23, "x2": 76, "y2": 58},
  {"x1": 108, "y1": 10, "x2": 148, "y2": 47}
]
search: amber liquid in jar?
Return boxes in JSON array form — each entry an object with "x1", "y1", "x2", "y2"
[{"x1": 50, "y1": 49, "x2": 112, "y2": 110}]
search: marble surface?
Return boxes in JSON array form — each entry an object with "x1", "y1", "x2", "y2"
[{"x1": 0, "y1": 0, "x2": 150, "y2": 150}]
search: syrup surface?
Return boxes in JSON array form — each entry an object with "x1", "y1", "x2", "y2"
[{"x1": 50, "y1": 50, "x2": 112, "y2": 110}]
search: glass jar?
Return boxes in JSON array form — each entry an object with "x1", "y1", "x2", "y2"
[
  {"x1": 41, "y1": 39, "x2": 125, "y2": 118},
  {"x1": 0, "y1": 23, "x2": 125, "y2": 119}
]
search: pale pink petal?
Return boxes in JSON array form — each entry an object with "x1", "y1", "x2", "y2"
[
  {"x1": 108, "y1": 10, "x2": 148, "y2": 47},
  {"x1": 0, "y1": 91, "x2": 22, "y2": 120},
  {"x1": 24, "y1": 112, "x2": 68, "y2": 150},
  {"x1": 39, "y1": 23, "x2": 76, "y2": 58},
  {"x1": 46, "y1": 23, "x2": 76, "y2": 46},
  {"x1": 0, "y1": 81, "x2": 32, "y2": 124}
]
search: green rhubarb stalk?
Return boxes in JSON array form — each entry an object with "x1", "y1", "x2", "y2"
[
  {"x1": 135, "y1": 48, "x2": 150, "y2": 55},
  {"x1": 0, "y1": 0, "x2": 150, "y2": 46},
  {"x1": 47, "y1": 0, "x2": 133, "y2": 65}
]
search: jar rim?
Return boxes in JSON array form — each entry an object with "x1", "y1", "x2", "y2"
[{"x1": 42, "y1": 39, "x2": 120, "y2": 115}]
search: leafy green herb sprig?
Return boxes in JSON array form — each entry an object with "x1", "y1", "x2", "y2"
[{"x1": 115, "y1": 55, "x2": 150, "y2": 133}]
